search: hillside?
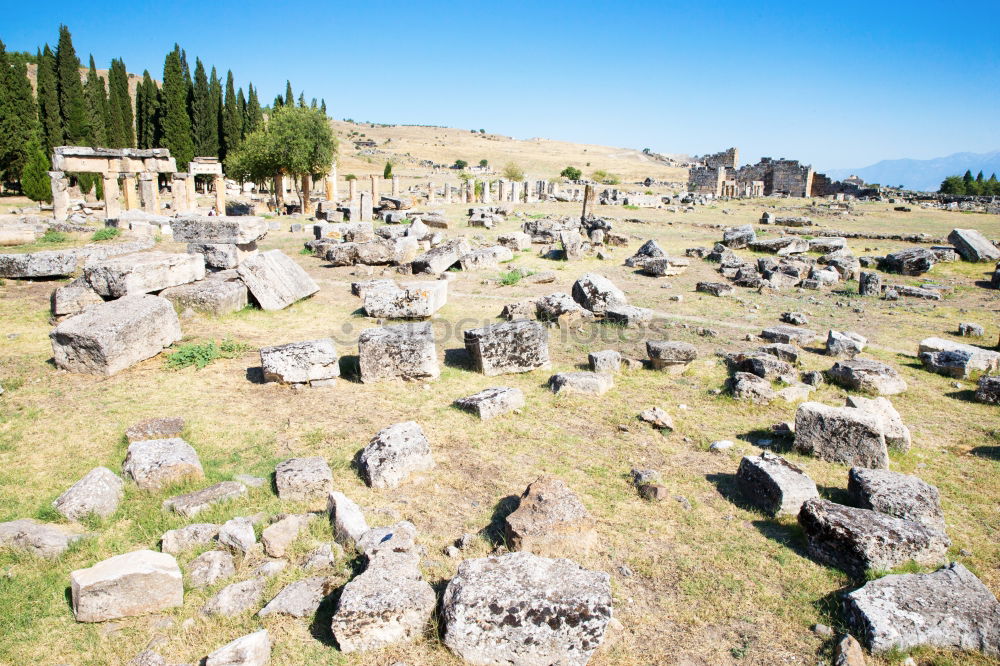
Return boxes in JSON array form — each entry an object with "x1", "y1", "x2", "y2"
[
  {"x1": 331, "y1": 120, "x2": 691, "y2": 184},
  {"x1": 826, "y1": 150, "x2": 1000, "y2": 192}
]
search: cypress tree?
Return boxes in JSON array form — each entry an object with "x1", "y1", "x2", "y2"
[
  {"x1": 190, "y1": 58, "x2": 214, "y2": 156},
  {"x1": 310, "y1": 97, "x2": 317, "y2": 109},
  {"x1": 221, "y1": 70, "x2": 242, "y2": 160},
  {"x1": 84, "y1": 55, "x2": 108, "y2": 146},
  {"x1": 237, "y1": 88, "x2": 247, "y2": 137},
  {"x1": 55, "y1": 25, "x2": 90, "y2": 145},
  {"x1": 963, "y1": 170, "x2": 974, "y2": 187},
  {"x1": 245, "y1": 84, "x2": 263, "y2": 135},
  {"x1": 161, "y1": 47, "x2": 194, "y2": 168},
  {"x1": 297, "y1": 92, "x2": 306, "y2": 108},
  {"x1": 106, "y1": 58, "x2": 134, "y2": 148},
  {"x1": 0, "y1": 39, "x2": 40, "y2": 181},
  {"x1": 21, "y1": 135, "x2": 52, "y2": 202},
  {"x1": 320, "y1": 99, "x2": 327, "y2": 116},
  {"x1": 208, "y1": 66, "x2": 222, "y2": 157},
  {"x1": 36, "y1": 44, "x2": 63, "y2": 156},
  {"x1": 273, "y1": 94, "x2": 284, "y2": 110},
  {"x1": 284, "y1": 80, "x2": 293, "y2": 106}
]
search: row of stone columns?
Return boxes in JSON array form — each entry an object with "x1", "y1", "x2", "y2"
[{"x1": 48, "y1": 170, "x2": 219, "y2": 221}]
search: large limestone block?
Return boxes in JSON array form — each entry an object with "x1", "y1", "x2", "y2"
[
  {"x1": 0, "y1": 249, "x2": 79, "y2": 278},
  {"x1": 359, "y1": 421, "x2": 435, "y2": 489},
  {"x1": 647, "y1": 340, "x2": 697, "y2": 372},
  {"x1": 51, "y1": 277, "x2": 104, "y2": 317},
  {"x1": 464, "y1": 320, "x2": 550, "y2": 376},
  {"x1": 571, "y1": 273, "x2": 627, "y2": 314},
  {"x1": 358, "y1": 322, "x2": 440, "y2": 383},
  {"x1": 170, "y1": 215, "x2": 268, "y2": 244},
  {"x1": 844, "y1": 562, "x2": 1000, "y2": 655},
  {"x1": 882, "y1": 247, "x2": 936, "y2": 275},
  {"x1": 549, "y1": 371, "x2": 613, "y2": 396},
  {"x1": 236, "y1": 249, "x2": 319, "y2": 310},
  {"x1": 123, "y1": 438, "x2": 204, "y2": 490},
  {"x1": 327, "y1": 491, "x2": 369, "y2": 547},
  {"x1": 948, "y1": 228, "x2": 1000, "y2": 262},
  {"x1": 260, "y1": 338, "x2": 339, "y2": 386},
  {"x1": 443, "y1": 551, "x2": 613, "y2": 666},
  {"x1": 0, "y1": 519, "x2": 85, "y2": 558},
  {"x1": 454, "y1": 387, "x2": 525, "y2": 419},
  {"x1": 412, "y1": 237, "x2": 472, "y2": 273},
  {"x1": 160, "y1": 523, "x2": 219, "y2": 554},
  {"x1": 70, "y1": 550, "x2": 183, "y2": 622},
  {"x1": 162, "y1": 481, "x2": 247, "y2": 518},
  {"x1": 845, "y1": 395, "x2": 911, "y2": 451},
  {"x1": 84, "y1": 251, "x2": 205, "y2": 297},
  {"x1": 50, "y1": 295, "x2": 181, "y2": 375},
  {"x1": 53, "y1": 466, "x2": 124, "y2": 521},
  {"x1": 459, "y1": 246, "x2": 514, "y2": 270},
  {"x1": 259, "y1": 577, "x2": 331, "y2": 617},
  {"x1": 186, "y1": 242, "x2": 258, "y2": 269},
  {"x1": 827, "y1": 358, "x2": 907, "y2": 395},
  {"x1": 848, "y1": 468, "x2": 945, "y2": 531},
  {"x1": 737, "y1": 452, "x2": 818, "y2": 516},
  {"x1": 159, "y1": 278, "x2": 248, "y2": 316},
  {"x1": 363, "y1": 280, "x2": 447, "y2": 319},
  {"x1": 918, "y1": 337, "x2": 1000, "y2": 375},
  {"x1": 798, "y1": 498, "x2": 950, "y2": 577},
  {"x1": 794, "y1": 402, "x2": 888, "y2": 468},
  {"x1": 275, "y1": 457, "x2": 333, "y2": 502},
  {"x1": 505, "y1": 476, "x2": 597, "y2": 557}
]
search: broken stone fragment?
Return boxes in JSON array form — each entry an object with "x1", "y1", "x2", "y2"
[
  {"x1": 504, "y1": 476, "x2": 597, "y2": 557},
  {"x1": 71, "y1": 549, "x2": 183, "y2": 622},
  {"x1": 358, "y1": 421, "x2": 434, "y2": 489}
]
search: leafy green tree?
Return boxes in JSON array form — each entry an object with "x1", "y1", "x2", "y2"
[
  {"x1": 383, "y1": 161, "x2": 393, "y2": 179},
  {"x1": 36, "y1": 45, "x2": 62, "y2": 155},
  {"x1": 84, "y1": 55, "x2": 108, "y2": 146},
  {"x1": 245, "y1": 84, "x2": 263, "y2": 135},
  {"x1": 135, "y1": 71, "x2": 160, "y2": 149},
  {"x1": 479, "y1": 159, "x2": 488, "y2": 168},
  {"x1": 962, "y1": 170, "x2": 974, "y2": 188},
  {"x1": 939, "y1": 175, "x2": 964, "y2": 194},
  {"x1": 320, "y1": 99, "x2": 327, "y2": 116},
  {"x1": 453, "y1": 159, "x2": 468, "y2": 169},
  {"x1": 284, "y1": 81, "x2": 293, "y2": 106},
  {"x1": 298, "y1": 92, "x2": 306, "y2": 108},
  {"x1": 20, "y1": 135, "x2": 52, "y2": 201},
  {"x1": 502, "y1": 162, "x2": 524, "y2": 181},
  {"x1": 222, "y1": 70, "x2": 242, "y2": 160},
  {"x1": 560, "y1": 166, "x2": 582, "y2": 180},
  {"x1": 55, "y1": 25, "x2": 89, "y2": 144},
  {"x1": 237, "y1": 87, "x2": 247, "y2": 137},
  {"x1": 106, "y1": 58, "x2": 134, "y2": 147},
  {"x1": 208, "y1": 66, "x2": 222, "y2": 156},
  {"x1": 0, "y1": 39, "x2": 40, "y2": 181},
  {"x1": 161, "y1": 46, "x2": 194, "y2": 168}
]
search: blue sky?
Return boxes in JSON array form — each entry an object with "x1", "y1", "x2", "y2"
[{"x1": 3, "y1": 0, "x2": 998, "y2": 171}]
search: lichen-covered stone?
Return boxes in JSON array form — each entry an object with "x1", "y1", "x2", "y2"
[
  {"x1": 53, "y1": 467, "x2": 123, "y2": 521},
  {"x1": 260, "y1": 339, "x2": 339, "y2": 386},
  {"x1": 358, "y1": 322, "x2": 440, "y2": 383},
  {"x1": 464, "y1": 320, "x2": 550, "y2": 376},
  {"x1": 737, "y1": 452, "x2": 819, "y2": 516},
  {"x1": 71, "y1": 550, "x2": 183, "y2": 622},
  {"x1": 794, "y1": 402, "x2": 888, "y2": 468},
  {"x1": 848, "y1": 468, "x2": 945, "y2": 531},
  {"x1": 358, "y1": 421, "x2": 434, "y2": 489},
  {"x1": 505, "y1": 476, "x2": 597, "y2": 557}
]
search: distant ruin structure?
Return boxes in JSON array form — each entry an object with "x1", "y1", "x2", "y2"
[{"x1": 688, "y1": 147, "x2": 862, "y2": 198}]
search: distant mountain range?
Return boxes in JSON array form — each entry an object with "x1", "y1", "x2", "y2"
[{"x1": 825, "y1": 151, "x2": 1000, "y2": 192}]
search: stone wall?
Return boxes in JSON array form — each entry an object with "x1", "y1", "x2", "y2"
[{"x1": 703, "y1": 147, "x2": 739, "y2": 170}]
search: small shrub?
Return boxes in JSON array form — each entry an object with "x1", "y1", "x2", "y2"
[
  {"x1": 497, "y1": 269, "x2": 529, "y2": 286},
  {"x1": 39, "y1": 229, "x2": 67, "y2": 244},
  {"x1": 344, "y1": 173, "x2": 357, "y2": 181},
  {"x1": 502, "y1": 162, "x2": 524, "y2": 181},
  {"x1": 299, "y1": 247, "x2": 313, "y2": 255},
  {"x1": 644, "y1": 189, "x2": 654, "y2": 195},
  {"x1": 454, "y1": 159, "x2": 468, "y2": 169},
  {"x1": 591, "y1": 170, "x2": 620, "y2": 185},
  {"x1": 623, "y1": 204, "x2": 639, "y2": 210},
  {"x1": 91, "y1": 227, "x2": 121, "y2": 242},
  {"x1": 560, "y1": 166, "x2": 582, "y2": 180},
  {"x1": 165, "y1": 337, "x2": 251, "y2": 370}
]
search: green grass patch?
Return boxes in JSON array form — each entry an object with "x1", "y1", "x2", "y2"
[
  {"x1": 623, "y1": 204, "x2": 640, "y2": 210},
  {"x1": 90, "y1": 227, "x2": 121, "y2": 242},
  {"x1": 165, "y1": 337, "x2": 251, "y2": 370},
  {"x1": 38, "y1": 230, "x2": 67, "y2": 244},
  {"x1": 497, "y1": 268, "x2": 534, "y2": 286}
]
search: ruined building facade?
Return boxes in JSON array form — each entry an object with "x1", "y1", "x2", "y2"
[{"x1": 688, "y1": 148, "x2": 859, "y2": 198}]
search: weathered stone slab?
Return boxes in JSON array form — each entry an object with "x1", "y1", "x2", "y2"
[
  {"x1": 53, "y1": 467, "x2": 124, "y2": 521},
  {"x1": 761, "y1": 325, "x2": 818, "y2": 345},
  {"x1": 976, "y1": 375, "x2": 1000, "y2": 404},
  {"x1": 186, "y1": 242, "x2": 258, "y2": 269},
  {"x1": 358, "y1": 322, "x2": 440, "y2": 382},
  {"x1": 647, "y1": 340, "x2": 697, "y2": 372},
  {"x1": 549, "y1": 371, "x2": 613, "y2": 396},
  {"x1": 0, "y1": 249, "x2": 79, "y2": 278},
  {"x1": 918, "y1": 337, "x2": 1000, "y2": 376},
  {"x1": 51, "y1": 277, "x2": 104, "y2": 317},
  {"x1": 260, "y1": 338, "x2": 339, "y2": 386},
  {"x1": 259, "y1": 577, "x2": 332, "y2": 617},
  {"x1": 162, "y1": 481, "x2": 246, "y2": 518},
  {"x1": 412, "y1": 237, "x2": 472, "y2": 274},
  {"x1": 571, "y1": 273, "x2": 627, "y2": 314},
  {"x1": 160, "y1": 279, "x2": 248, "y2": 316},
  {"x1": 217, "y1": 517, "x2": 257, "y2": 554},
  {"x1": 534, "y1": 292, "x2": 591, "y2": 323},
  {"x1": 844, "y1": 562, "x2": 1000, "y2": 655},
  {"x1": 798, "y1": 498, "x2": 949, "y2": 577},
  {"x1": 442, "y1": 552, "x2": 613, "y2": 666},
  {"x1": 202, "y1": 577, "x2": 266, "y2": 616},
  {"x1": 160, "y1": 523, "x2": 219, "y2": 554},
  {"x1": 0, "y1": 519, "x2": 85, "y2": 558},
  {"x1": 363, "y1": 280, "x2": 447, "y2": 319},
  {"x1": 505, "y1": 476, "x2": 597, "y2": 557},
  {"x1": 170, "y1": 215, "x2": 268, "y2": 245},
  {"x1": 828, "y1": 359, "x2": 907, "y2": 395},
  {"x1": 729, "y1": 371, "x2": 777, "y2": 404},
  {"x1": 696, "y1": 281, "x2": 734, "y2": 297},
  {"x1": 794, "y1": 402, "x2": 888, "y2": 468},
  {"x1": 948, "y1": 228, "x2": 1000, "y2": 262},
  {"x1": 722, "y1": 224, "x2": 755, "y2": 248},
  {"x1": 464, "y1": 320, "x2": 550, "y2": 376},
  {"x1": 123, "y1": 438, "x2": 204, "y2": 490},
  {"x1": 187, "y1": 550, "x2": 235, "y2": 589},
  {"x1": 844, "y1": 395, "x2": 911, "y2": 451},
  {"x1": 261, "y1": 514, "x2": 313, "y2": 558},
  {"x1": 589, "y1": 349, "x2": 622, "y2": 373},
  {"x1": 84, "y1": 251, "x2": 205, "y2": 297},
  {"x1": 882, "y1": 248, "x2": 936, "y2": 275},
  {"x1": 50, "y1": 294, "x2": 181, "y2": 375},
  {"x1": 236, "y1": 249, "x2": 319, "y2": 311},
  {"x1": 275, "y1": 457, "x2": 333, "y2": 502},
  {"x1": 70, "y1": 550, "x2": 183, "y2": 622},
  {"x1": 624, "y1": 239, "x2": 666, "y2": 267},
  {"x1": 605, "y1": 305, "x2": 654, "y2": 327},
  {"x1": 126, "y1": 417, "x2": 184, "y2": 442},
  {"x1": 827, "y1": 330, "x2": 867, "y2": 358},
  {"x1": 737, "y1": 452, "x2": 819, "y2": 516},
  {"x1": 359, "y1": 421, "x2": 434, "y2": 489},
  {"x1": 459, "y1": 246, "x2": 514, "y2": 270},
  {"x1": 205, "y1": 630, "x2": 271, "y2": 666},
  {"x1": 848, "y1": 468, "x2": 945, "y2": 531},
  {"x1": 454, "y1": 387, "x2": 525, "y2": 419},
  {"x1": 327, "y1": 491, "x2": 369, "y2": 547}
]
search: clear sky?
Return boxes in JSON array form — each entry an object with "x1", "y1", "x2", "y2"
[{"x1": 3, "y1": 0, "x2": 998, "y2": 171}]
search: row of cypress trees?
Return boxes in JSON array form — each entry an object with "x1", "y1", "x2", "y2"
[{"x1": 0, "y1": 24, "x2": 327, "y2": 198}]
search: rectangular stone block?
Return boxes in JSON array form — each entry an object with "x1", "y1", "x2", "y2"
[
  {"x1": 464, "y1": 320, "x2": 550, "y2": 376},
  {"x1": 85, "y1": 251, "x2": 206, "y2": 298},
  {"x1": 0, "y1": 249, "x2": 79, "y2": 278},
  {"x1": 160, "y1": 279, "x2": 248, "y2": 316},
  {"x1": 187, "y1": 242, "x2": 258, "y2": 269},
  {"x1": 170, "y1": 216, "x2": 267, "y2": 244},
  {"x1": 236, "y1": 249, "x2": 319, "y2": 311},
  {"x1": 50, "y1": 294, "x2": 182, "y2": 375},
  {"x1": 71, "y1": 550, "x2": 183, "y2": 622},
  {"x1": 260, "y1": 339, "x2": 339, "y2": 385},
  {"x1": 358, "y1": 322, "x2": 440, "y2": 383}
]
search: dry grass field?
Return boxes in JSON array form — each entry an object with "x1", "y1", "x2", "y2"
[{"x1": 1, "y1": 185, "x2": 1000, "y2": 664}]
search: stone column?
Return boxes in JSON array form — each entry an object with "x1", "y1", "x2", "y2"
[
  {"x1": 102, "y1": 173, "x2": 122, "y2": 219},
  {"x1": 370, "y1": 174, "x2": 379, "y2": 206},
  {"x1": 582, "y1": 184, "x2": 597, "y2": 220},
  {"x1": 443, "y1": 182, "x2": 451, "y2": 203},
  {"x1": 428, "y1": 181, "x2": 435, "y2": 204},
  {"x1": 273, "y1": 174, "x2": 284, "y2": 211},
  {"x1": 349, "y1": 178, "x2": 358, "y2": 205},
  {"x1": 482, "y1": 179, "x2": 492, "y2": 204},
  {"x1": 49, "y1": 171, "x2": 69, "y2": 221},
  {"x1": 121, "y1": 174, "x2": 138, "y2": 211},
  {"x1": 360, "y1": 190, "x2": 372, "y2": 221},
  {"x1": 497, "y1": 179, "x2": 506, "y2": 202},
  {"x1": 512, "y1": 180, "x2": 521, "y2": 203},
  {"x1": 331, "y1": 164, "x2": 338, "y2": 202},
  {"x1": 391, "y1": 176, "x2": 400, "y2": 197},
  {"x1": 139, "y1": 173, "x2": 159, "y2": 213},
  {"x1": 325, "y1": 175, "x2": 334, "y2": 201},
  {"x1": 301, "y1": 174, "x2": 312, "y2": 215},
  {"x1": 213, "y1": 174, "x2": 225, "y2": 214},
  {"x1": 170, "y1": 174, "x2": 189, "y2": 214}
]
